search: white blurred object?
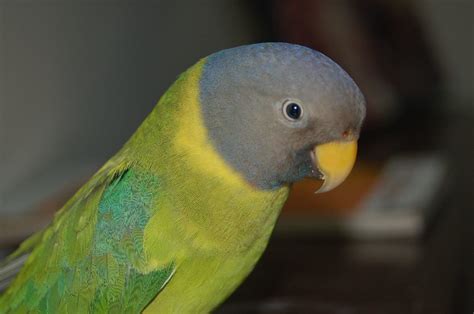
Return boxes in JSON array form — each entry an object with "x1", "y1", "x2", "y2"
[{"x1": 344, "y1": 154, "x2": 447, "y2": 239}]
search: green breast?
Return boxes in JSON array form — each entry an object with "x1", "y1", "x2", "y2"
[
  {"x1": 143, "y1": 190, "x2": 287, "y2": 313},
  {"x1": 135, "y1": 57, "x2": 291, "y2": 312}
]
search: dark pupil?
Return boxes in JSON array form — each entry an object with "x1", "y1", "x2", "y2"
[{"x1": 286, "y1": 103, "x2": 301, "y2": 119}]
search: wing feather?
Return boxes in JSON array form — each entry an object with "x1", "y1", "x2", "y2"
[{"x1": 0, "y1": 158, "x2": 175, "y2": 313}]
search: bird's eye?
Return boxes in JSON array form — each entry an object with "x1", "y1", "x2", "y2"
[{"x1": 284, "y1": 102, "x2": 303, "y2": 121}]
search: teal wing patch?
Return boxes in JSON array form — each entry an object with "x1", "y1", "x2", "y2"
[{"x1": 0, "y1": 161, "x2": 175, "y2": 313}]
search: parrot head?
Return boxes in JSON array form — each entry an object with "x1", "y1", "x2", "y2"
[{"x1": 199, "y1": 43, "x2": 366, "y2": 191}]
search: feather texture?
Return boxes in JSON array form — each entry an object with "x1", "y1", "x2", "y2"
[{"x1": 0, "y1": 161, "x2": 175, "y2": 313}]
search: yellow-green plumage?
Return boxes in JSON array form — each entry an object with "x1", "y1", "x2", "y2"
[{"x1": 0, "y1": 58, "x2": 289, "y2": 313}]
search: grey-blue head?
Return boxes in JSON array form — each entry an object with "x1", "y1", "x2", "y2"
[{"x1": 200, "y1": 43, "x2": 366, "y2": 190}]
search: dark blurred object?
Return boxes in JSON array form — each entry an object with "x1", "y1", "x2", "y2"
[{"x1": 272, "y1": 0, "x2": 442, "y2": 126}]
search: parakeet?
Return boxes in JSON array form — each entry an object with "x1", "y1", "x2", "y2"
[{"x1": 0, "y1": 43, "x2": 365, "y2": 313}]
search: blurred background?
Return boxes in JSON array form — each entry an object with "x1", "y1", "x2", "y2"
[{"x1": 0, "y1": 0, "x2": 472, "y2": 313}]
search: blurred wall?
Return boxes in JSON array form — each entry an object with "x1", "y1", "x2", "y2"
[
  {"x1": 0, "y1": 0, "x2": 262, "y2": 213},
  {"x1": 417, "y1": 0, "x2": 473, "y2": 110}
]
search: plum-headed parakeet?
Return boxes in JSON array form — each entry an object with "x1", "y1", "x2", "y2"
[{"x1": 0, "y1": 43, "x2": 365, "y2": 313}]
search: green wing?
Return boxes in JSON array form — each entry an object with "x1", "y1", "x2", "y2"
[{"x1": 0, "y1": 159, "x2": 175, "y2": 313}]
